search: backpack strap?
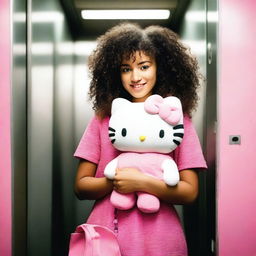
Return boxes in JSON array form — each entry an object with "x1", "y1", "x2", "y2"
[
  {"x1": 113, "y1": 208, "x2": 119, "y2": 234},
  {"x1": 78, "y1": 224, "x2": 100, "y2": 239},
  {"x1": 69, "y1": 214, "x2": 121, "y2": 256}
]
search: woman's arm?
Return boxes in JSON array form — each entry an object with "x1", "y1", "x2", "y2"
[
  {"x1": 113, "y1": 168, "x2": 198, "y2": 204},
  {"x1": 75, "y1": 160, "x2": 113, "y2": 200}
]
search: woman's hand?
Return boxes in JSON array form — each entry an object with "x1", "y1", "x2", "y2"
[
  {"x1": 113, "y1": 168, "x2": 146, "y2": 194},
  {"x1": 112, "y1": 167, "x2": 199, "y2": 204}
]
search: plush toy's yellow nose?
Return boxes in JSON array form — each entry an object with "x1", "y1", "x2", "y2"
[{"x1": 139, "y1": 136, "x2": 146, "y2": 142}]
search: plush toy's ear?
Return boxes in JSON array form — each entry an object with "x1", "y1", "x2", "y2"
[{"x1": 111, "y1": 98, "x2": 131, "y2": 115}]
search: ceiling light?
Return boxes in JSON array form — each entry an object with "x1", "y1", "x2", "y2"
[{"x1": 81, "y1": 9, "x2": 170, "y2": 20}]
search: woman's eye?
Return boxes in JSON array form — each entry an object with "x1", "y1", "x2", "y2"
[
  {"x1": 121, "y1": 67, "x2": 130, "y2": 73},
  {"x1": 141, "y1": 65, "x2": 149, "y2": 71},
  {"x1": 121, "y1": 128, "x2": 127, "y2": 137},
  {"x1": 159, "y1": 130, "x2": 165, "y2": 138}
]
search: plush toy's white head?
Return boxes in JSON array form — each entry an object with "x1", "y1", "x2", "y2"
[{"x1": 108, "y1": 95, "x2": 184, "y2": 154}]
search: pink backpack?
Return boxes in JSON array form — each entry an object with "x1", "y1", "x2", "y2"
[{"x1": 68, "y1": 224, "x2": 122, "y2": 256}]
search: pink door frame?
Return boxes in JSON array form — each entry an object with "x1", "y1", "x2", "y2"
[{"x1": 0, "y1": 0, "x2": 12, "y2": 255}]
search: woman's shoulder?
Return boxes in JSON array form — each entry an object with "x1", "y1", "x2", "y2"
[
  {"x1": 88, "y1": 114, "x2": 110, "y2": 128},
  {"x1": 182, "y1": 114, "x2": 199, "y2": 138},
  {"x1": 88, "y1": 115, "x2": 111, "y2": 142},
  {"x1": 183, "y1": 114, "x2": 192, "y2": 123},
  {"x1": 183, "y1": 114, "x2": 193, "y2": 130}
]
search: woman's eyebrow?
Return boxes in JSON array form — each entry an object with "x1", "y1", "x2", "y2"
[
  {"x1": 138, "y1": 61, "x2": 152, "y2": 65},
  {"x1": 121, "y1": 60, "x2": 152, "y2": 66}
]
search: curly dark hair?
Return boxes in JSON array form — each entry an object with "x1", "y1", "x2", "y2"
[{"x1": 88, "y1": 22, "x2": 202, "y2": 118}]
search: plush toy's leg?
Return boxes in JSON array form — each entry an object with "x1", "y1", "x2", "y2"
[
  {"x1": 110, "y1": 190, "x2": 136, "y2": 210},
  {"x1": 136, "y1": 192, "x2": 160, "y2": 213}
]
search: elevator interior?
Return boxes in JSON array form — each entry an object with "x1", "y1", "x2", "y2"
[{"x1": 11, "y1": 0, "x2": 217, "y2": 255}]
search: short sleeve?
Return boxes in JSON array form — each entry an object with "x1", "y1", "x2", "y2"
[
  {"x1": 74, "y1": 116, "x2": 101, "y2": 164},
  {"x1": 174, "y1": 116, "x2": 207, "y2": 171}
]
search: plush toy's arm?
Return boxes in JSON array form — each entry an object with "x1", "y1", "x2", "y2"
[
  {"x1": 104, "y1": 158, "x2": 118, "y2": 180},
  {"x1": 161, "y1": 159, "x2": 180, "y2": 186}
]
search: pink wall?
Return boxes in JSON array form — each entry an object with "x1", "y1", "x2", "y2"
[
  {"x1": 0, "y1": 0, "x2": 12, "y2": 255},
  {"x1": 218, "y1": 0, "x2": 256, "y2": 255},
  {"x1": 0, "y1": 0, "x2": 256, "y2": 255}
]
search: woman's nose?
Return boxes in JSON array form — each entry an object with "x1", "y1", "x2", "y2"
[{"x1": 131, "y1": 69, "x2": 141, "y2": 83}]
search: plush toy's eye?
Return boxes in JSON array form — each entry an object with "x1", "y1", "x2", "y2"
[
  {"x1": 159, "y1": 129, "x2": 165, "y2": 138},
  {"x1": 121, "y1": 128, "x2": 127, "y2": 137}
]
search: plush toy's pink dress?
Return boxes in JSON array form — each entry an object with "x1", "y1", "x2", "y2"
[{"x1": 74, "y1": 115, "x2": 207, "y2": 256}]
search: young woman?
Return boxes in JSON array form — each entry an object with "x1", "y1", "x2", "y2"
[{"x1": 74, "y1": 23, "x2": 207, "y2": 256}]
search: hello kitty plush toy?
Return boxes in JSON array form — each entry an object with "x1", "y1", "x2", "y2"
[{"x1": 104, "y1": 94, "x2": 184, "y2": 213}]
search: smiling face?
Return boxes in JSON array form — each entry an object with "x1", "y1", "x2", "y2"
[{"x1": 120, "y1": 51, "x2": 157, "y2": 102}]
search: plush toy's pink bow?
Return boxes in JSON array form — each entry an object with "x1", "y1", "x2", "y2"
[{"x1": 144, "y1": 95, "x2": 182, "y2": 125}]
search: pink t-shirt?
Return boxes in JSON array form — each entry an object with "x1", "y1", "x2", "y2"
[{"x1": 74, "y1": 115, "x2": 207, "y2": 256}]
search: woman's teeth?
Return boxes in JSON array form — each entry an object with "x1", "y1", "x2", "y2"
[{"x1": 132, "y1": 83, "x2": 145, "y2": 88}]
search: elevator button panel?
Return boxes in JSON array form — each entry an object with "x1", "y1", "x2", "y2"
[{"x1": 229, "y1": 135, "x2": 241, "y2": 145}]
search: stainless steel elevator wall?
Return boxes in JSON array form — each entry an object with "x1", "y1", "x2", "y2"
[
  {"x1": 27, "y1": 1, "x2": 76, "y2": 254},
  {"x1": 12, "y1": 0, "x2": 78, "y2": 255},
  {"x1": 179, "y1": 0, "x2": 217, "y2": 255},
  {"x1": 12, "y1": 0, "x2": 27, "y2": 255}
]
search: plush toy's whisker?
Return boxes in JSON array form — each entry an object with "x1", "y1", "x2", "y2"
[
  {"x1": 173, "y1": 139, "x2": 181, "y2": 146},
  {"x1": 111, "y1": 139, "x2": 116, "y2": 144},
  {"x1": 173, "y1": 124, "x2": 184, "y2": 130},
  {"x1": 109, "y1": 127, "x2": 116, "y2": 132},
  {"x1": 109, "y1": 133, "x2": 115, "y2": 137},
  {"x1": 173, "y1": 133, "x2": 184, "y2": 138}
]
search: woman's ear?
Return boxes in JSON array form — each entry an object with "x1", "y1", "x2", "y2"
[{"x1": 111, "y1": 98, "x2": 131, "y2": 114}]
